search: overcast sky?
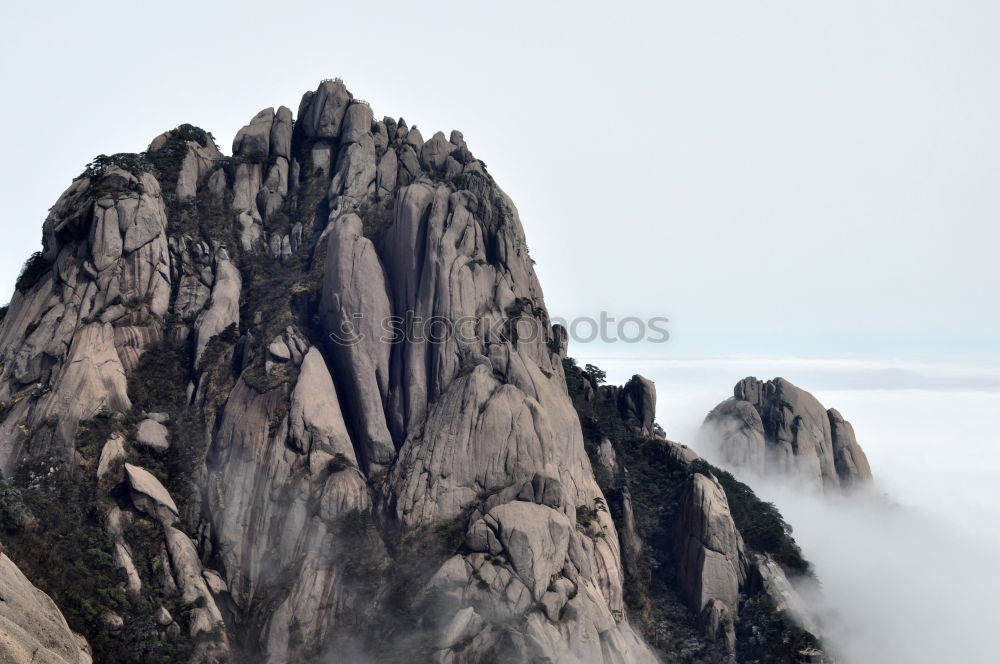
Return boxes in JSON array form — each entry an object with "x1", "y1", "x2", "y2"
[{"x1": 2, "y1": 0, "x2": 997, "y2": 356}]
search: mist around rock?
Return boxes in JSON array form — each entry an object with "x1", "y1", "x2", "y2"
[
  {"x1": 780, "y1": 485, "x2": 1000, "y2": 664},
  {"x1": 589, "y1": 353, "x2": 1000, "y2": 664}
]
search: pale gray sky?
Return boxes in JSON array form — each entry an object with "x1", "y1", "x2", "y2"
[{"x1": 2, "y1": 0, "x2": 998, "y2": 355}]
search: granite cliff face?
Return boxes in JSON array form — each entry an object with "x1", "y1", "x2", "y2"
[
  {"x1": 700, "y1": 377, "x2": 873, "y2": 491},
  {"x1": 0, "y1": 550, "x2": 92, "y2": 663},
  {"x1": 0, "y1": 80, "x2": 827, "y2": 664}
]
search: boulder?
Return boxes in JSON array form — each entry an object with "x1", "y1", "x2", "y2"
[
  {"x1": 202, "y1": 570, "x2": 228, "y2": 595},
  {"x1": 174, "y1": 138, "x2": 222, "y2": 201},
  {"x1": 270, "y1": 106, "x2": 294, "y2": 159},
  {"x1": 102, "y1": 614, "x2": 123, "y2": 631},
  {"x1": 233, "y1": 108, "x2": 275, "y2": 160},
  {"x1": 597, "y1": 437, "x2": 617, "y2": 477},
  {"x1": 124, "y1": 464, "x2": 178, "y2": 523},
  {"x1": 298, "y1": 80, "x2": 351, "y2": 139},
  {"x1": 341, "y1": 102, "x2": 373, "y2": 145},
  {"x1": 618, "y1": 374, "x2": 657, "y2": 437},
  {"x1": 328, "y1": 134, "x2": 377, "y2": 201},
  {"x1": 135, "y1": 419, "x2": 169, "y2": 452},
  {"x1": 96, "y1": 433, "x2": 125, "y2": 478},
  {"x1": 700, "y1": 599, "x2": 736, "y2": 652},
  {"x1": 419, "y1": 131, "x2": 455, "y2": 172},
  {"x1": 155, "y1": 607, "x2": 173, "y2": 627},
  {"x1": 122, "y1": 174, "x2": 167, "y2": 253},
  {"x1": 112, "y1": 542, "x2": 142, "y2": 600},
  {"x1": 267, "y1": 338, "x2": 291, "y2": 363},
  {"x1": 88, "y1": 202, "x2": 122, "y2": 271}
]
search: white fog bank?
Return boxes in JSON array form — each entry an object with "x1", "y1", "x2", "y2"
[{"x1": 576, "y1": 352, "x2": 1000, "y2": 663}]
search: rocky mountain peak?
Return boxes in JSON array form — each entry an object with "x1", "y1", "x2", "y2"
[
  {"x1": 0, "y1": 79, "x2": 662, "y2": 664},
  {"x1": 0, "y1": 80, "x2": 831, "y2": 664},
  {"x1": 701, "y1": 376, "x2": 873, "y2": 490}
]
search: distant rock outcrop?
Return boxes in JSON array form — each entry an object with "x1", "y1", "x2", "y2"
[
  {"x1": 617, "y1": 375, "x2": 658, "y2": 438},
  {"x1": 701, "y1": 377, "x2": 873, "y2": 490},
  {"x1": 562, "y1": 362, "x2": 824, "y2": 662}
]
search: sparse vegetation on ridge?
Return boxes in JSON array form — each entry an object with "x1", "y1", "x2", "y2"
[
  {"x1": 15, "y1": 251, "x2": 51, "y2": 292},
  {"x1": 0, "y1": 413, "x2": 197, "y2": 664},
  {"x1": 563, "y1": 356, "x2": 815, "y2": 662}
]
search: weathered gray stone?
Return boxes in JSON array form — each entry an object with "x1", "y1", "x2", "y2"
[
  {"x1": 341, "y1": 102, "x2": 373, "y2": 145},
  {"x1": 419, "y1": 131, "x2": 455, "y2": 172},
  {"x1": 435, "y1": 606, "x2": 484, "y2": 650},
  {"x1": 700, "y1": 599, "x2": 736, "y2": 652},
  {"x1": 0, "y1": 79, "x2": 720, "y2": 664},
  {"x1": 328, "y1": 134, "x2": 377, "y2": 201},
  {"x1": 175, "y1": 139, "x2": 222, "y2": 201},
  {"x1": 162, "y1": 527, "x2": 226, "y2": 640},
  {"x1": 155, "y1": 607, "x2": 173, "y2": 627},
  {"x1": 193, "y1": 254, "x2": 241, "y2": 366},
  {"x1": 287, "y1": 348, "x2": 356, "y2": 462},
  {"x1": 618, "y1": 374, "x2": 657, "y2": 437},
  {"x1": 88, "y1": 203, "x2": 122, "y2": 271},
  {"x1": 136, "y1": 418, "x2": 169, "y2": 452},
  {"x1": 376, "y1": 149, "x2": 397, "y2": 198},
  {"x1": 103, "y1": 614, "x2": 123, "y2": 632},
  {"x1": 270, "y1": 106, "x2": 294, "y2": 159},
  {"x1": 701, "y1": 377, "x2": 873, "y2": 490},
  {"x1": 124, "y1": 463, "x2": 178, "y2": 523},
  {"x1": 32, "y1": 323, "x2": 131, "y2": 450},
  {"x1": 0, "y1": 552, "x2": 88, "y2": 664},
  {"x1": 701, "y1": 398, "x2": 767, "y2": 472},
  {"x1": 202, "y1": 570, "x2": 227, "y2": 595},
  {"x1": 233, "y1": 108, "x2": 275, "y2": 160},
  {"x1": 96, "y1": 433, "x2": 125, "y2": 478},
  {"x1": 299, "y1": 80, "x2": 351, "y2": 139},
  {"x1": 267, "y1": 338, "x2": 290, "y2": 362},
  {"x1": 319, "y1": 213, "x2": 394, "y2": 472},
  {"x1": 751, "y1": 553, "x2": 819, "y2": 635},
  {"x1": 122, "y1": 174, "x2": 167, "y2": 253},
  {"x1": 113, "y1": 542, "x2": 142, "y2": 600},
  {"x1": 677, "y1": 472, "x2": 746, "y2": 618},
  {"x1": 206, "y1": 169, "x2": 227, "y2": 202},
  {"x1": 597, "y1": 437, "x2": 617, "y2": 477}
]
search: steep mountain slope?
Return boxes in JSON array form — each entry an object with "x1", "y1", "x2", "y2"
[
  {"x1": 0, "y1": 548, "x2": 92, "y2": 663},
  {"x1": 562, "y1": 364, "x2": 823, "y2": 664},
  {"x1": 0, "y1": 80, "x2": 825, "y2": 664}
]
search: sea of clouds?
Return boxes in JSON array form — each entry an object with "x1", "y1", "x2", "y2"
[{"x1": 577, "y1": 351, "x2": 1000, "y2": 664}]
